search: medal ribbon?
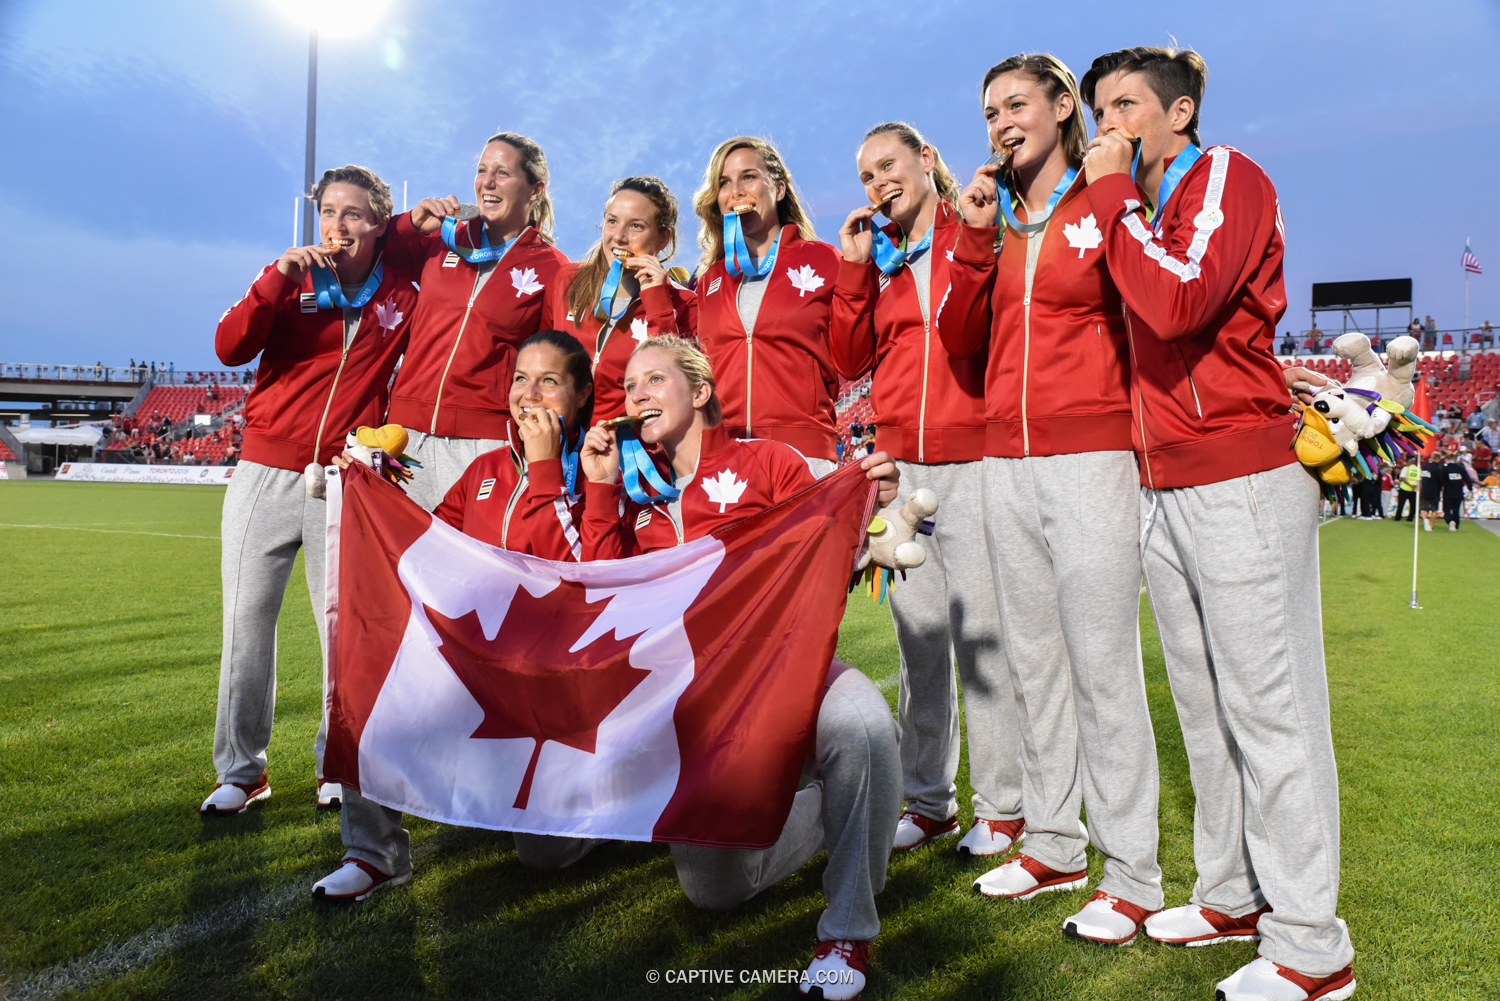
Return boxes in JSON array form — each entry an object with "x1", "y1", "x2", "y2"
[
  {"x1": 871, "y1": 224, "x2": 932, "y2": 276},
  {"x1": 723, "y1": 213, "x2": 781, "y2": 278},
  {"x1": 1133, "y1": 143, "x2": 1202, "y2": 231},
  {"x1": 595, "y1": 257, "x2": 633, "y2": 321},
  {"x1": 560, "y1": 426, "x2": 582, "y2": 495},
  {"x1": 997, "y1": 168, "x2": 1078, "y2": 234},
  {"x1": 616, "y1": 423, "x2": 680, "y2": 504},
  {"x1": 440, "y1": 216, "x2": 518, "y2": 263},
  {"x1": 310, "y1": 259, "x2": 384, "y2": 310}
]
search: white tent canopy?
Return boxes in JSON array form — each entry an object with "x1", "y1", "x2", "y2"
[{"x1": 12, "y1": 426, "x2": 104, "y2": 447}]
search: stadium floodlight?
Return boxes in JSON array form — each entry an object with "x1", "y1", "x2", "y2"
[{"x1": 272, "y1": 0, "x2": 391, "y2": 245}]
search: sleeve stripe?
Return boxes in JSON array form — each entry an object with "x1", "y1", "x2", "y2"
[{"x1": 1117, "y1": 147, "x2": 1232, "y2": 285}]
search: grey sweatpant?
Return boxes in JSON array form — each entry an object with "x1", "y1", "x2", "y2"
[
  {"x1": 890, "y1": 459, "x2": 1022, "y2": 824},
  {"x1": 399, "y1": 431, "x2": 507, "y2": 511},
  {"x1": 213, "y1": 461, "x2": 328, "y2": 786},
  {"x1": 983, "y1": 451, "x2": 1162, "y2": 909},
  {"x1": 511, "y1": 664, "x2": 901, "y2": 942},
  {"x1": 1141, "y1": 460, "x2": 1352, "y2": 975}
]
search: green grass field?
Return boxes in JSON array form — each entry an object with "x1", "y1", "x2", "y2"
[{"x1": 2, "y1": 480, "x2": 1497, "y2": 1000}]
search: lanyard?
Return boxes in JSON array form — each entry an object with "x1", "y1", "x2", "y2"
[
  {"x1": 1133, "y1": 143, "x2": 1202, "y2": 231},
  {"x1": 998, "y1": 167, "x2": 1078, "y2": 234},
  {"x1": 723, "y1": 213, "x2": 781, "y2": 278},
  {"x1": 616, "y1": 423, "x2": 680, "y2": 504},
  {"x1": 310, "y1": 259, "x2": 384, "y2": 310},
  {"x1": 440, "y1": 216, "x2": 518, "y2": 263},
  {"x1": 560, "y1": 426, "x2": 582, "y2": 495},
  {"x1": 595, "y1": 257, "x2": 633, "y2": 321},
  {"x1": 871, "y1": 224, "x2": 932, "y2": 276}
]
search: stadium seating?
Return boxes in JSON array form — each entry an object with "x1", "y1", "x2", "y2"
[
  {"x1": 132, "y1": 385, "x2": 246, "y2": 425},
  {"x1": 0, "y1": 440, "x2": 15, "y2": 461}
]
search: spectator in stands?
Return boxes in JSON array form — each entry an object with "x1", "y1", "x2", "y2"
[
  {"x1": 1467, "y1": 406, "x2": 1485, "y2": 438},
  {"x1": 1424, "y1": 315, "x2": 1437, "y2": 350},
  {"x1": 1481, "y1": 418, "x2": 1500, "y2": 452},
  {"x1": 1308, "y1": 320, "x2": 1324, "y2": 352},
  {"x1": 1279, "y1": 332, "x2": 1296, "y2": 354},
  {"x1": 1482, "y1": 320, "x2": 1494, "y2": 347},
  {"x1": 1406, "y1": 317, "x2": 1423, "y2": 342},
  {"x1": 224, "y1": 441, "x2": 239, "y2": 465}
]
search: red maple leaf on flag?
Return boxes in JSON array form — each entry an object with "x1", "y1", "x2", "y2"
[{"x1": 425, "y1": 580, "x2": 646, "y2": 810}]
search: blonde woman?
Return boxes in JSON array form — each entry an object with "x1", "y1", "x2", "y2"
[
  {"x1": 692, "y1": 137, "x2": 841, "y2": 474},
  {"x1": 830, "y1": 122, "x2": 1027, "y2": 860},
  {"x1": 385, "y1": 131, "x2": 569, "y2": 509},
  {"x1": 542, "y1": 176, "x2": 696, "y2": 421}
]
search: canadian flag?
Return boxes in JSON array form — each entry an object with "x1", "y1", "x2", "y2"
[{"x1": 322, "y1": 462, "x2": 873, "y2": 849}]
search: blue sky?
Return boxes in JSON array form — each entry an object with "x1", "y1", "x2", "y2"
[{"x1": 1, "y1": 0, "x2": 1497, "y2": 369}]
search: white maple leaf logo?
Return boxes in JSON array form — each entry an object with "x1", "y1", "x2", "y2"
[
  {"x1": 374, "y1": 298, "x2": 403, "y2": 333},
  {"x1": 630, "y1": 317, "x2": 650, "y2": 342},
  {"x1": 511, "y1": 267, "x2": 543, "y2": 297},
  {"x1": 1063, "y1": 214, "x2": 1103, "y2": 258},
  {"x1": 945, "y1": 249, "x2": 954, "y2": 262},
  {"x1": 701, "y1": 468, "x2": 749, "y2": 512},
  {"x1": 787, "y1": 264, "x2": 825, "y2": 297}
]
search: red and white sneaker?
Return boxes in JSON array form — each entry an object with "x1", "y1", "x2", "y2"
[
  {"x1": 798, "y1": 939, "x2": 869, "y2": 1000},
  {"x1": 1146, "y1": 903, "x2": 1272, "y2": 947},
  {"x1": 956, "y1": 817, "x2": 1025, "y2": 857},
  {"x1": 316, "y1": 781, "x2": 342, "y2": 809},
  {"x1": 973, "y1": 853, "x2": 1088, "y2": 900},
  {"x1": 891, "y1": 811, "x2": 960, "y2": 851},
  {"x1": 199, "y1": 772, "x2": 271, "y2": 815},
  {"x1": 1063, "y1": 890, "x2": 1158, "y2": 945},
  {"x1": 1215, "y1": 955, "x2": 1355, "y2": 1001},
  {"x1": 311, "y1": 857, "x2": 412, "y2": 902}
]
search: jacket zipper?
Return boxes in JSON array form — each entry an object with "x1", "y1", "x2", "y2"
[
  {"x1": 431, "y1": 266, "x2": 489, "y2": 434},
  {"x1": 916, "y1": 255, "x2": 933, "y2": 464},
  {"x1": 1122, "y1": 304, "x2": 1155, "y2": 488},
  {"x1": 744, "y1": 322, "x2": 754, "y2": 437},
  {"x1": 1019, "y1": 220, "x2": 1047, "y2": 457},
  {"x1": 501, "y1": 473, "x2": 527, "y2": 548},
  {"x1": 1179, "y1": 347, "x2": 1204, "y2": 417},
  {"x1": 310, "y1": 319, "x2": 356, "y2": 466}
]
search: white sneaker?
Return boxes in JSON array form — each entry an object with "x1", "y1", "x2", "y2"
[
  {"x1": 973, "y1": 853, "x2": 1087, "y2": 900},
  {"x1": 1215, "y1": 955, "x2": 1355, "y2": 1000},
  {"x1": 311, "y1": 857, "x2": 411, "y2": 902},
  {"x1": 797, "y1": 939, "x2": 868, "y2": 1000},
  {"x1": 317, "y1": 781, "x2": 343, "y2": 808},
  {"x1": 1424, "y1": 521, "x2": 1432, "y2": 531},
  {"x1": 1146, "y1": 902, "x2": 1270, "y2": 946},
  {"x1": 956, "y1": 817, "x2": 1025, "y2": 857},
  {"x1": 892, "y1": 810, "x2": 960, "y2": 851},
  {"x1": 200, "y1": 772, "x2": 271, "y2": 815},
  {"x1": 1449, "y1": 523, "x2": 1457, "y2": 531},
  {"x1": 1062, "y1": 890, "x2": 1156, "y2": 945}
]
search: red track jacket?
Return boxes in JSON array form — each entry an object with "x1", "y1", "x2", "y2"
[
  {"x1": 1085, "y1": 146, "x2": 1295, "y2": 488},
  {"x1": 830, "y1": 203, "x2": 986, "y2": 464},
  {"x1": 542, "y1": 267, "x2": 697, "y2": 421},
  {"x1": 433, "y1": 434, "x2": 583, "y2": 560},
  {"x1": 385, "y1": 215, "x2": 569, "y2": 440},
  {"x1": 696, "y1": 226, "x2": 841, "y2": 461},
  {"x1": 215, "y1": 261, "x2": 416, "y2": 471},
  {"x1": 580, "y1": 425, "x2": 815, "y2": 559},
  {"x1": 937, "y1": 178, "x2": 1133, "y2": 459}
]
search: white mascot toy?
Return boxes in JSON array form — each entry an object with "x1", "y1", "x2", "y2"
[{"x1": 856, "y1": 489, "x2": 938, "y2": 604}]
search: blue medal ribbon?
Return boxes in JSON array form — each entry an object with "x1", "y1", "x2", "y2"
[
  {"x1": 595, "y1": 257, "x2": 632, "y2": 321},
  {"x1": 1133, "y1": 143, "x2": 1202, "y2": 231},
  {"x1": 616, "y1": 423, "x2": 680, "y2": 505},
  {"x1": 440, "y1": 216, "x2": 518, "y2": 263},
  {"x1": 871, "y1": 224, "x2": 932, "y2": 276},
  {"x1": 997, "y1": 168, "x2": 1078, "y2": 234},
  {"x1": 723, "y1": 213, "x2": 781, "y2": 278},
  {"x1": 310, "y1": 259, "x2": 384, "y2": 310},
  {"x1": 560, "y1": 426, "x2": 582, "y2": 495}
]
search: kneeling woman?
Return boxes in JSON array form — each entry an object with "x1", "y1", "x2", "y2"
[
  {"x1": 314, "y1": 329, "x2": 595, "y2": 900},
  {"x1": 568, "y1": 335, "x2": 899, "y2": 999}
]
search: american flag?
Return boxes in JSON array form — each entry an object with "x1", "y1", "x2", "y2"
[{"x1": 1462, "y1": 243, "x2": 1483, "y2": 275}]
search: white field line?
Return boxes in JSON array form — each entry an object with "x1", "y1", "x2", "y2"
[
  {"x1": 0, "y1": 523, "x2": 218, "y2": 540},
  {"x1": 9, "y1": 882, "x2": 304, "y2": 1000}
]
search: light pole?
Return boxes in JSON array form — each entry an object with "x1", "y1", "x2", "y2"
[{"x1": 302, "y1": 29, "x2": 318, "y2": 247}]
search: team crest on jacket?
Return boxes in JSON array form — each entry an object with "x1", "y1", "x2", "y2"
[
  {"x1": 374, "y1": 299, "x2": 403, "y2": 333},
  {"x1": 300, "y1": 293, "x2": 318, "y2": 313},
  {"x1": 707, "y1": 277, "x2": 722, "y2": 296},
  {"x1": 511, "y1": 267, "x2": 544, "y2": 297},
  {"x1": 702, "y1": 469, "x2": 749, "y2": 512},
  {"x1": 1063, "y1": 214, "x2": 1103, "y2": 257},
  {"x1": 635, "y1": 508, "x2": 653, "y2": 530},
  {"x1": 630, "y1": 317, "x2": 650, "y2": 342},
  {"x1": 787, "y1": 264, "x2": 825, "y2": 298},
  {"x1": 443, "y1": 252, "x2": 461, "y2": 268},
  {"x1": 476, "y1": 477, "x2": 496, "y2": 501}
]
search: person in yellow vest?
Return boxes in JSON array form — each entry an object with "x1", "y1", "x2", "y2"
[{"x1": 1393, "y1": 460, "x2": 1421, "y2": 522}]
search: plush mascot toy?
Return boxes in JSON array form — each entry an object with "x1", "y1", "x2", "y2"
[
  {"x1": 855, "y1": 489, "x2": 938, "y2": 604},
  {"x1": 1294, "y1": 333, "x2": 1437, "y2": 491},
  {"x1": 304, "y1": 424, "x2": 422, "y2": 498}
]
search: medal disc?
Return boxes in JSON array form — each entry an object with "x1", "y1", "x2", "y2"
[{"x1": 455, "y1": 203, "x2": 481, "y2": 221}]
